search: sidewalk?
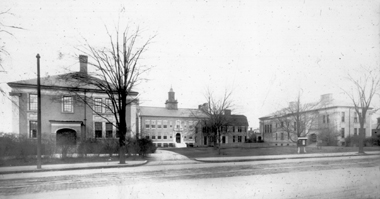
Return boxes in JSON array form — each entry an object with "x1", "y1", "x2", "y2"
[
  {"x1": 0, "y1": 160, "x2": 148, "y2": 174},
  {"x1": 194, "y1": 151, "x2": 380, "y2": 163}
]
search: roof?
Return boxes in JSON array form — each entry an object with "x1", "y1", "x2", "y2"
[
  {"x1": 139, "y1": 106, "x2": 207, "y2": 118},
  {"x1": 259, "y1": 98, "x2": 373, "y2": 120},
  {"x1": 225, "y1": 115, "x2": 249, "y2": 126},
  {"x1": 7, "y1": 72, "x2": 138, "y2": 94}
]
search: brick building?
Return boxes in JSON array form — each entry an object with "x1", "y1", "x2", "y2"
[
  {"x1": 137, "y1": 88, "x2": 207, "y2": 147},
  {"x1": 195, "y1": 109, "x2": 249, "y2": 147},
  {"x1": 7, "y1": 55, "x2": 138, "y2": 144}
]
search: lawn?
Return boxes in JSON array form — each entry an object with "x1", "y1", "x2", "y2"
[
  {"x1": 161, "y1": 146, "x2": 380, "y2": 159},
  {"x1": 0, "y1": 155, "x2": 144, "y2": 167}
]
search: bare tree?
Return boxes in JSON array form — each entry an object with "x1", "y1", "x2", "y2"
[
  {"x1": 274, "y1": 91, "x2": 319, "y2": 143},
  {"x1": 197, "y1": 89, "x2": 233, "y2": 154},
  {"x1": 342, "y1": 69, "x2": 380, "y2": 154},
  {"x1": 1, "y1": 9, "x2": 23, "y2": 97},
  {"x1": 66, "y1": 27, "x2": 153, "y2": 163},
  {"x1": 0, "y1": 9, "x2": 23, "y2": 72}
]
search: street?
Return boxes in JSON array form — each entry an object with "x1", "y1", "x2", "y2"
[{"x1": 0, "y1": 155, "x2": 379, "y2": 199}]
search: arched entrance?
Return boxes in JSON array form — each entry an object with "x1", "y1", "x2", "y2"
[
  {"x1": 176, "y1": 133, "x2": 181, "y2": 143},
  {"x1": 56, "y1": 128, "x2": 77, "y2": 146}
]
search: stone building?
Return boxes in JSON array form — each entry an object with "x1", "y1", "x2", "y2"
[
  {"x1": 259, "y1": 94, "x2": 374, "y2": 146},
  {"x1": 7, "y1": 55, "x2": 138, "y2": 144}
]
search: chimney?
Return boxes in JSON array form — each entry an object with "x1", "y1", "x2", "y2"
[
  {"x1": 79, "y1": 55, "x2": 88, "y2": 74},
  {"x1": 224, "y1": 109, "x2": 231, "y2": 115},
  {"x1": 199, "y1": 103, "x2": 209, "y2": 112},
  {"x1": 320, "y1": 93, "x2": 333, "y2": 105}
]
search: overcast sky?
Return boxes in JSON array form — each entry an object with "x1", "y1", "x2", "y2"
[{"x1": 1, "y1": 0, "x2": 380, "y2": 132}]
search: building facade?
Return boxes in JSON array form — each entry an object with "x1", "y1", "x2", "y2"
[
  {"x1": 259, "y1": 94, "x2": 373, "y2": 146},
  {"x1": 137, "y1": 88, "x2": 207, "y2": 147},
  {"x1": 194, "y1": 109, "x2": 249, "y2": 147},
  {"x1": 7, "y1": 55, "x2": 138, "y2": 144}
]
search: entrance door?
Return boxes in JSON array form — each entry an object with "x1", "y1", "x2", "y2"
[
  {"x1": 176, "y1": 133, "x2": 181, "y2": 143},
  {"x1": 222, "y1": 136, "x2": 226, "y2": 144},
  {"x1": 204, "y1": 136, "x2": 207, "y2": 145},
  {"x1": 56, "y1": 128, "x2": 77, "y2": 145}
]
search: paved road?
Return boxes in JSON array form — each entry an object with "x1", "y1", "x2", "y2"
[{"x1": 0, "y1": 155, "x2": 379, "y2": 199}]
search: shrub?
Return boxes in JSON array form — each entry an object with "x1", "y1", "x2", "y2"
[
  {"x1": 101, "y1": 139, "x2": 119, "y2": 157},
  {"x1": 345, "y1": 135, "x2": 360, "y2": 147},
  {"x1": 137, "y1": 138, "x2": 156, "y2": 157},
  {"x1": 364, "y1": 137, "x2": 379, "y2": 147}
]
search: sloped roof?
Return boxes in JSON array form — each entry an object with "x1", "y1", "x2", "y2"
[
  {"x1": 139, "y1": 106, "x2": 207, "y2": 118},
  {"x1": 225, "y1": 115, "x2": 249, "y2": 126},
  {"x1": 259, "y1": 98, "x2": 372, "y2": 120},
  {"x1": 7, "y1": 72, "x2": 138, "y2": 94}
]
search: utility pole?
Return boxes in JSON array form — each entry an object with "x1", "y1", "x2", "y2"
[{"x1": 36, "y1": 54, "x2": 42, "y2": 169}]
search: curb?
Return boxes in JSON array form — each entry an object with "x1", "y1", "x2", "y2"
[
  {"x1": 194, "y1": 153, "x2": 380, "y2": 163},
  {"x1": 0, "y1": 160, "x2": 149, "y2": 175}
]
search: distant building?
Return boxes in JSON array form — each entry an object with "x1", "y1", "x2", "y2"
[
  {"x1": 7, "y1": 55, "x2": 138, "y2": 144},
  {"x1": 259, "y1": 94, "x2": 374, "y2": 146},
  {"x1": 195, "y1": 109, "x2": 249, "y2": 147},
  {"x1": 137, "y1": 88, "x2": 207, "y2": 147}
]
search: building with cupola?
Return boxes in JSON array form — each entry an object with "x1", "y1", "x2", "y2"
[{"x1": 137, "y1": 88, "x2": 207, "y2": 147}]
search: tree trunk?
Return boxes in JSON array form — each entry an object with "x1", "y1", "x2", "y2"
[
  {"x1": 358, "y1": 126, "x2": 364, "y2": 154},
  {"x1": 217, "y1": 129, "x2": 221, "y2": 155}
]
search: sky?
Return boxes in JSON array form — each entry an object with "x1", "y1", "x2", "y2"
[{"x1": 1, "y1": 0, "x2": 380, "y2": 132}]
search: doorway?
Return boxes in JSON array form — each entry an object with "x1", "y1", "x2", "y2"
[{"x1": 176, "y1": 133, "x2": 181, "y2": 143}]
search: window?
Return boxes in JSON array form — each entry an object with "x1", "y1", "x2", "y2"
[
  {"x1": 106, "y1": 123, "x2": 113, "y2": 138},
  {"x1": 327, "y1": 115, "x2": 330, "y2": 123},
  {"x1": 233, "y1": 126, "x2": 236, "y2": 132},
  {"x1": 354, "y1": 128, "x2": 358, "y2": 135},
  {"x1": 189, "y1": 136, "x2": 193, "y2": 139},
  {"x1": 163, "y1": 120, "x2": 168, "y2": 128},
  {"x1": 157, "y1": 120, "x2": 162, "y2": 128},
  {"x1": 151, "y1": 120, "x2": 156, "y2": 129},
  {"x1": 29, "y1": 121, "x2": 37, "y2": 138},
  {"x1": 170, "y1": 121, "x2": 173, "y2": 128},
  {"x1": 94, "y1": 98, "x2": 102, "y2": 113},
  {"x1": 62, "y1": 96, "x2": 73, "y2": 112},
  {"x1": 354, "y1": 113, "x2": 358, "y2": 123},
  {"x1": 152, "y1": 135, "x2": 156, "y2": 139},
  {"x1": 95, "y1": 122, "x2": 102, "y2": 138},
  {"x1": 146, "y1": 136, "x2": 150, "y2": 139},
  {"x1": 145, "y1": 120, "x2": 150, "y2": 129},
  {"x1": 238, "y1": 126, "x2": 242, "y2": 132},
  {"x1": 29, "y1": 94, "x2": 37, "y2": 111},
  {"x1": 184, "y1": 121, "x2": 187, "y2": 128},
  {"x1": 233, "y1": 136, "x2": 236, "y2": 143},
  {"x1": 276, "y1": 133, "x2": 278, "y2": 140},
  {"x1": 176, "y1": 120, "x2": 180, "y2": 129},
  {"x1": 281, "y1": 122, "x2": 284, "y2": 127},
  {"x1": 270, "y1": 124, "x2": 272, "y2": 133},
  {"x1": 163, "y1": 135, "x2": 167, "y2": 139},
  {"x1": 158, "y1": 135, "x2": 162, "y2": 139},
  {"x1": 323, "y1": 115, "x2": 326, "y2": 123},
  {"x1": 189, "y1": 121, "x2": 193, "y2": 129},
  {"x1": 341, "y1": 112, "x2": 345, "y2": 122},
  {"x1": 238, "y1": 136, "x2": 242, "y2": 142},
  {"x1": 105, "y1": 98, "x2": 112, "y2": 113},
  {"x1": 294, "y1": 122, "x2": 296, "y2": 131},
  {"x1": 281, "y1": 132, "x2": 284, "y2": 140},
  {"x1": 341, "y1": 128, "x2": 345, "y2": 138}
]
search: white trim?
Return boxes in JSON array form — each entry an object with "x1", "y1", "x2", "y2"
[
  {"x1": 11, "y1": 95, "x2": 20, "y2": 134},
  {"x1": 51, "y1": 123, "x2": 82, "y2": 127}
]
